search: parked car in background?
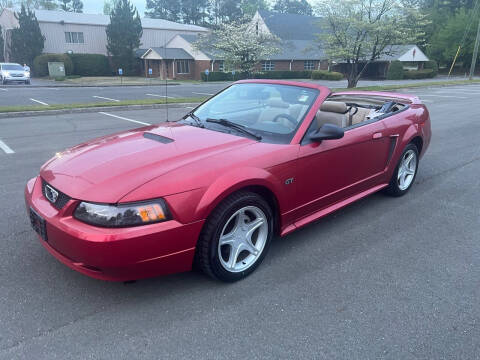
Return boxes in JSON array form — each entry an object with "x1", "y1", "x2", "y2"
[{"x1": 0, "y1": 63, "x2": 31, "y2": 84}]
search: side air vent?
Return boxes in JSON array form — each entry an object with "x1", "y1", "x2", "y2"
[{"x1": 143, "y1": 132, "x2": 174, "y2": 144}]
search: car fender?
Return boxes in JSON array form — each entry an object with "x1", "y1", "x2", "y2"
[{"x1": 194, "y1": 167, "x2": 285, "y2": 221}]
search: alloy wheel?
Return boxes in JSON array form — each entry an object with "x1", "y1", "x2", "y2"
[
  {"x1": 397, "y1": 149, "x2": 417, "y2": 191},
  {"x1": 218, "y1": 206, "x2": 268, "y2": 273}
]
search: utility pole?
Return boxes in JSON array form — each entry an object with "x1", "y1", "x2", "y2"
[{"x1": 469, "y1": 18, "x2": 480, "y2": 80}]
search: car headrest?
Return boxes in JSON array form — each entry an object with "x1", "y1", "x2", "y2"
[{"x1": 320, "y1": 101, "x2": 347, "y2": 114}]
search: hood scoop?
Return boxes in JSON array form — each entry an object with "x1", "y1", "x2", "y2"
[{"x1": 143, "y1": 132, "x2": 174, "y2": 144}]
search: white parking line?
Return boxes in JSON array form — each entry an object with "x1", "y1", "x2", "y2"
[
  {"x1": 93, "y1": 95, "x2": 120, "y2": 102},
  {"x1": 0, "y1": 139, "x2": 14, "y2": 154},
  {"x1": 30, "y1": 98, "x2": 49, "y2": 106},
  {"x1": 98, "y1": 112, "x2": 151, "y2": 126},
  {"x1": 0, "y1": 88, "x2": 7, "y2": 91},
  {"x1": 146, "y1": 93, "x2": 175, "y2": 98},
  {"x1": 192, "y1": 92, "x2": 214, "y2": 96}
]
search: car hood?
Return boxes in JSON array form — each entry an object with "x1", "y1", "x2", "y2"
[{"x1": 40, "y1": 122, "x2": 254, "y2": 203}]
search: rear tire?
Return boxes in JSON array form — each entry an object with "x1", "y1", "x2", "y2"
[
  {"x1": 385, "y1": 143, "x2": 419, "y2": 197},
  {"x1": 196, "y1": 191, "x2": 274, "y2": 282}
]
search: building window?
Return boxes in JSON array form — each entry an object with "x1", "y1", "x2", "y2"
[
  {"x1": 65, "y1": 32, "x2": 84, "y2": 44},
  {"x1": 176, "y1": 60, "x2": 190, "y2": 74},
  {"x1": 262, "y1": 60, "x2": 274, "y2": 71},
  {"x1": 304, "y1": 60, "x2": 315, "y2": 70},
  {"x1": 218, "y1": 60, "x2": 224, "y2": 72}
]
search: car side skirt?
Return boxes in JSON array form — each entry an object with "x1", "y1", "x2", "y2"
[{"x1": 280, "y1": 183, "x2": 389, "y2": 236}]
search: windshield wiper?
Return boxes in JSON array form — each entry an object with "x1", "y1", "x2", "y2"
[
  {"x1": 206, "y1": 118, "x2": 262, "y2": 141},
  {"x1": 183, "y1": 111, "x2": 204, "y2": 128}
]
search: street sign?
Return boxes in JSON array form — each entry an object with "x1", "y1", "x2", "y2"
[
  {"x1": 118, "y1": 68, "x2": 123, "y2": 76},
  {"x1": 232, "y1": 70, "x2": 236, "y2": 75},
  {"x1": 205, "y1": 69, "x2": 210, "y2": 76},
  {"x1": 148, "y1": 68, "x2": 153, "y2": 75}
]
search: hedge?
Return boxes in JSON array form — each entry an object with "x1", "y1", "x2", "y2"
[
  {"x1": 252, "y1": 70, "x2": 312, "y2": 79},
  {"x1": 403, "y1": 69, "x2": 437, "y2": 79},
  {"x1": 33, "y1": 54, "x2": 74, "y2": 77},
  {"x1": 424, "y1": 60, "x2": 438, "y2": 77},
  {"x1": 311, "y1": 70, "x2": 343, "y2": 80},
  {"x1": 201, "y1": 71, "x2": 245, "y2": 81},
  {"x1": 386, "y1": 60, "x2": 404, "y2": 80},
  {"x1": 68, "y1": 54, "x2": 112, "y2": 76},
  {"x1": 201, "y1": 70, "x2": 343, "y2": 81}
]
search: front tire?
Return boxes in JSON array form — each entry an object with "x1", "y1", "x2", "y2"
[
  {"x1": 196, "y1": 191, "x2": 274, "y2": 282},
  {"x1": 385, "y1": 143, "x2": 419, "y2": 197}
]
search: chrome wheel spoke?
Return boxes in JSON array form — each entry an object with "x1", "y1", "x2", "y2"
[
  {"x1": 219, "y1": 232, "x2": 235, "y2": 246},
  {"x1": 227, "y1": 243, "x2": 243, "y2": 270},
  {"x1": 245, "y1": 218, "x2": 264, "y2": 240}
]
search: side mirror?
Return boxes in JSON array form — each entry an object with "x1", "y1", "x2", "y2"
[{"x1": 309, "y1": 123, "x2": 344, "y2": 142}]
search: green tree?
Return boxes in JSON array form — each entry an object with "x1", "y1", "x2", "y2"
[
  {"x1": 428, "y1": 9, "x2": 479, "y2": 69},
  {"x1": 316, "y1": 0, "x2": 426, "y2": 87},
  {"x1": 145, "y1": 0, "x2": 181, "y2": 21},
  {"x1": 10, "y1": 5, "x2": 45, "y2": 67},
  {"x1": 272, "y1": 0, "x2": 312, "y2": 15},
  {"x1": 106, "y1": 0, "x2": 142, "y2": 75},
  {"x1": 240, "y1": 0, "x2": 269, "y2": 19},
  {"x1": 0, "y1": 25, "x2": 4, "y2": 62},
  {"x1": 58, "y1": 0, "x2": 83, "y2": 12},
  {"x1": 195, "y1": 20, "x2": 279, "y2": 73},
  {"x1": 181, "y1": 0, "x2": 210, "y2": 25},
  {"x1": 103, "y1": 0, "x2": 117, "y2": 15},
  {"x1": 37, "y1": 0, "x2": 58, "y2": 9}
]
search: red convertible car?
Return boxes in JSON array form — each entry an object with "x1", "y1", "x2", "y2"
[{"x1": 25, "y1": 80, "x2": 431, "y2": 282}]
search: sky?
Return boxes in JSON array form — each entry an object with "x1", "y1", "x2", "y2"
[{"x1": 82, "y1": 0, "x2": 146, "y2": 15}]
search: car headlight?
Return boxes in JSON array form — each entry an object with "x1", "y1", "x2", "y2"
[
  {"x1": 74, "y1": 199, "x2": 171, "y2": 227},
  {"x1": 2, "y1": 71, "x2": 10, "y2": 77},
  {"x1": 24, "y1": 71, "x2": 30, "y2": 77}
]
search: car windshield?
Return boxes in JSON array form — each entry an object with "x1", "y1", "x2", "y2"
[
  {"x1": 188, "y1": 83, "x2": 319, "y2": 144},
  {"x1": 2, "y1": 64, "x2": 24, "y2": 71}
]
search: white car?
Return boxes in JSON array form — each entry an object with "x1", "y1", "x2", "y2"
[{"x1": 0, "y1": 63, "x2": 31, "y2": 84}]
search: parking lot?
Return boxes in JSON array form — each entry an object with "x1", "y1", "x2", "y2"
[
  {"x1": 0, "y1": 75, "x2": 475, "y2": 107},
  {"x1": 0, "y1": 84, "x2": 479, "y2": 359}
]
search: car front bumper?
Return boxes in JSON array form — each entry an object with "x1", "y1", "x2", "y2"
[
  {"x1": 24, "y1": 177, "x2": 205, "y2": 281},
  {"x1": 3, "y1": 76, "x2": 29, "y2": 82}
]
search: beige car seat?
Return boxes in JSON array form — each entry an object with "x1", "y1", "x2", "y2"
[{"x1": 316, "y1": 101, "x2": 348, "y2": 128}]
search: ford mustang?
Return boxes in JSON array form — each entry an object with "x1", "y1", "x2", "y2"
[{"x1": 25, "y1": 80, "x2": 431, "y2": 282}]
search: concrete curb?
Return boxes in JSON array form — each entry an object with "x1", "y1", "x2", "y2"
[
  {"x1": 0, "y1": 82, "x2": 182, "y2": 89},
  {"x1": 0, "y1": 102, "x2": 201, "y2": 119}
]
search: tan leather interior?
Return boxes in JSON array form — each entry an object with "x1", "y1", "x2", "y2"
[
  {"x1": 351, "y1": 108, "x2": 370, "y2": 125},
  {"x1": 316, "y1": 101, "x2": 348, "y2": 128}
]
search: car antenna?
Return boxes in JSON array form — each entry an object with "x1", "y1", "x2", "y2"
[{"x1": 164, "y1": 33, "x2": 169, "y2": 122}]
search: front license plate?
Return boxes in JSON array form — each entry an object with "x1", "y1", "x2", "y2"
[{"x1": 30, "y1": 208, "x2": 48, "y2": 242}]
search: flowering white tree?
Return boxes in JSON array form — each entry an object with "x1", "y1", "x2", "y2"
[
  {"x1": 195, "y1": 20, "x2": 280, "y2": 73},
  {"x1": 315, "y1": 0, "x2": 427, "y2": 88}
]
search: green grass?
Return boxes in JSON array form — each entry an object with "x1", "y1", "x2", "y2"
[
  {"x1": 0, "y1": 97, "x2": 207, "y2": 113},
  {"x1": 332, "y1": 79, "x2": 480, "y2": 92}
]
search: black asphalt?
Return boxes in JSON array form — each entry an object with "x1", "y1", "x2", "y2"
[
  {"x1": 0, "y1": 85, "x2": 479, "y2": 359},
  {"x1": 0, "y1": 75, "x2": 476, "y2": 107}
]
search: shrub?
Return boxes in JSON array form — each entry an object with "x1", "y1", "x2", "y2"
[
  {"x1": 201, "y1": 71, "x2": 248, "y2": 81},
  {"x1": 33, "y1": 54, "x2": 74, "y2": 77},
  {"x1": 424, "y1": 60, "x2": 438, "y2": 77},
  {"x1": 252, "y1": 70, "x2": 312, "y2": 79},
  {"x1": 68, "y1": 54, "x2": 112, "y2": 76},
  {"x1": 386, "y1": 60, "x2": 404, "y2": 80},
  {"x1": 311, "y1": 70, "x2": 343, "y2": 80},
  {"x1": 403, "y1": 69, "x2": 437, "y2": 79}
]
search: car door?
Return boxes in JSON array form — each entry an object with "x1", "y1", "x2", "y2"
[{"x1": 292, "y1": 118, "x2": 392, "y2": 221}]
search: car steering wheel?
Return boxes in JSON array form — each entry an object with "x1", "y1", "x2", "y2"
[{"x1": 272, "y1": 113, "x2": 297, "y2": 127}]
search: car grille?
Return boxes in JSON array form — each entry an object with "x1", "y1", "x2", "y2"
[
  {"x1": 11, "y1": 74, "x2": 23, "y2": 77},
  {"x1": 41, "y1": 179, "x2": 71, "y2": 210}
]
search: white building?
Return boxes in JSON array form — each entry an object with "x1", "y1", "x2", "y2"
[{"x1": 0, "y1": 9, "x2": 209, "y2": 59}]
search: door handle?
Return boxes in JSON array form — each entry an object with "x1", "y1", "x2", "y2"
[{"x1": 372, "y1": 132, "x2": 383, "y2": 139}]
